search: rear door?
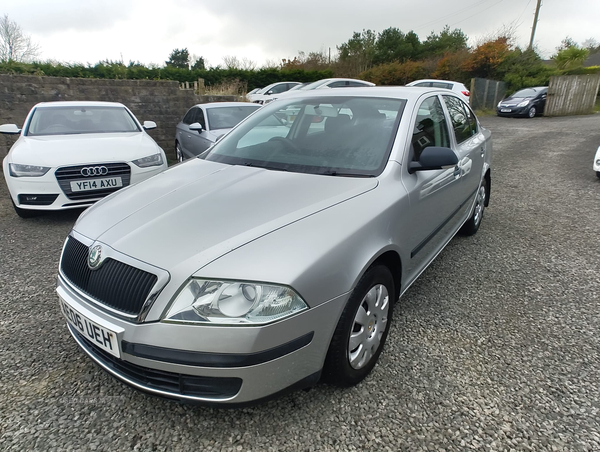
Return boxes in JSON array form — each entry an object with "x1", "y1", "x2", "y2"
[{"x1": 442, "y1": 95, "x2": 486, "y2": 210}]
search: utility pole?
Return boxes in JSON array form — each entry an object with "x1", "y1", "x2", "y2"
[{"x1": 528, "y1": 0, "x2": 542, "y2": 49}]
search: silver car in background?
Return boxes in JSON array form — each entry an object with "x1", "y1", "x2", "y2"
[
  {"x1": 175, "y1": 102, "x2": 260, "y2": 161},
  {"x1": 57, "y1": 87, "x2": 491, "y2": 405}
]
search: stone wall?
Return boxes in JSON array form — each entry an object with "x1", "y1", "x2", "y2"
[{"x1": 0, "y1": 74, "x2": 238, "y2": 160}]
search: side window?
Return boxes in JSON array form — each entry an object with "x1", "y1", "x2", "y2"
[
  {"x1": 348, "y1": 81, "x2": 368, "y2": 87},
  {"x1": 431, "y1": 82, "x2": 452, "y2": 90},
  {"x1": 328, "y1": 81, "x2": 349, "y2": 88},
  {"x1": 182, "y1": 108, "x2": 196, "y2": 125},
  {"x1": 270, "y1": 84, "x2": 288, "y2": 94},
  {"x1": 414, "y1": 82, "x2": 431, "y2": 87},
  {"x1": 443, "y1": 96, "x2": 475, "y2": 144},
  {"x1": 411, "y1": 96, "x2": 450, "y2": 161}
]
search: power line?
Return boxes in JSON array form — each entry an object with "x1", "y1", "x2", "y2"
[
  {"x1": 413, "y1": 0, "x2": 497, "y2": 33},
  {"x1": 446, "y1": 0, "x2": 507, "y2": 29}
]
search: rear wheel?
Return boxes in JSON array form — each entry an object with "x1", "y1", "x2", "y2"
[
  {"x1": 596, "y1": 171, "x2": 600, "y2": 179},
  {"x1": 461, "y1": 179, "x2": 487, "y2": 236},
  {"x1": 12, "y1": 199, "x2": 39, "y2": 218},
  {"x1": 323, "y1": 265, "x2": 394, "y2": 387},
  {"x1": 527, "y1": 106, "x2": 536, "y2": 118}
]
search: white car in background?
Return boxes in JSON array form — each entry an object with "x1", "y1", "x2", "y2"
[
  {"x1": 247, "y1": 82, "x2": 301, "y2": 104},
  {"x1": 1, "y1": 101, "x2": 167, "y2": 218},
  {"x1": 406, "y1": 79, "x2": 470, "y2": 103},
  {"x1": 594, "y1": 146, "x2": 600, "y2": 179},
  {"x1": 263, "y1": 78, "x2": 376, "y2": 104}
]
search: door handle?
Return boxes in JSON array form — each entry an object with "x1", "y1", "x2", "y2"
[
  {"x1": 480, "y1": 147, "x2": 485, "y2": 158},
  {"x1": 453, "y1": 166, "x2": 461, "y2": 178}
]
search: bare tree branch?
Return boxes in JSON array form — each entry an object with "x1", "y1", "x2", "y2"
[{"x1": 0, "y1": 14, "x2": 40, "y2": 62}]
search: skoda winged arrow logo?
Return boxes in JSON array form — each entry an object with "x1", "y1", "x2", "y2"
[{"x1": 88, "y1": 244, "x2": 103, "y2": 270}]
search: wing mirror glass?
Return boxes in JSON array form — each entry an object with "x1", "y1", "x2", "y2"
[
  {"x1": 0, "y1": 124, "x2": 21, "y2": 135},
  {"x1": 189, "y1": 122, "x2": 203, "y2": 132},
  {"x1": 409, "y1": 146, "x2": 458, "y2": 173}
]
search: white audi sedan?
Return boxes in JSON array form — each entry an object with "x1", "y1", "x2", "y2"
[{"x1": 1, "y1": 101, "x2": 167, "y2": 217}]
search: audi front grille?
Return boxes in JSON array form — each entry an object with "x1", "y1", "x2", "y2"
[{"x1": 55, "y1": 163, "x2": 131, "y2": 200}]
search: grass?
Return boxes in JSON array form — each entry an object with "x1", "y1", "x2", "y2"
[
  {"x1": 474, "y1": 108, "x2": 496, "y2": 117},
  {"x1": 203, "y1": 79, "x2": 249, "y2": 100}
]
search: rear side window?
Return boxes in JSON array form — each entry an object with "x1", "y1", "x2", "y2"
[
  {"x1": 443, "y1": 96, "x2": 477, "y2": 144},
  {"x1": 431, "y1": 82, "x2": 452, "y2": 90},
  {"x1": 411, "y1": 96, "x2": 450, "y2": 161}
]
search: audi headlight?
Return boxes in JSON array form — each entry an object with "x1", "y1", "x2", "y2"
[
  {"x1": 164, "y1": 279, "x2": 308, "y2": 325},
  {"x1": 132, "y1": 153, "x2": 163, "y2": 168},
  {"x1": 8, "y1": 163, "x2": 51, "y2": 177},
  {"x1": 517, "y1": 100, "x2": 530, "y2": 107}
]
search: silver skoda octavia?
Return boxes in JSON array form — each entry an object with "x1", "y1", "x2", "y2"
[{"x1": 57, "y1": 87, "x2": 492, "y2": 405}]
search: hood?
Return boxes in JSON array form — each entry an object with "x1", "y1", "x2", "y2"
[
  {"x1": 74, "y1": 159, "x2": 378, "y2": 274},
  {"x1": 9, "y1": 132, "x2": 160, "y2": 167},
  {"x1": 500, "y1": 97, "x2": 531, "y2": 106}
]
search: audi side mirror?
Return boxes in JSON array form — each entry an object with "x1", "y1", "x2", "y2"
[
  {"x1": 189, "y1": 122, "x2": 203, "y2": 132},
  {"x1": 409, "y1": 146, "x2": 458, "y2": 173},
  {"x1": 143, "y1": 121, "x2": 157, "y2": 130},
  {"x1": 0, "y1": 124, "x2": 21, "y2": 135}
]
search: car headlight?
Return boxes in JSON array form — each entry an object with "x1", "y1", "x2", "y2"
[
  {"x1": 164, "y1": 279, "x2": 308, "y2": 325},
  {"x1": 132, "y1": 153, "x2": 163, "y2": 168},
  {"x1": 8, "y1": 163, "x2": 51, "y2": 177},
  {"x1": 517, "y1": 100, "x2": 530, "y2": 107},
  {"x1": 497, "y1": 101, "x2": 503, "y2": 108}
]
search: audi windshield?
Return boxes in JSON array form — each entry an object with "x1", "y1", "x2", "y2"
[
  {"x1": 26, "y1": 106, "x2": 141, "y2": 136},
  {"x1": 202, "y1": 96, "x2": 406, "y2": 177}
]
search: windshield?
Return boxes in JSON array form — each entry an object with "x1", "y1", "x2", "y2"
[
  {"x1": 511, "y1": 88, "x2": 539, "y2": 98},
  {"x1": 26, "y1": 106, "x2": 140, "y2": 136},
  {"x1": 206, "y1": 105, "x2": 260, "y2": 130},
  {"x1": 298, "y1": 80, "x2": 332, "y2": 91},
  {"x1": 202, "y1": 96, "x2": 406, "y2": 177}
]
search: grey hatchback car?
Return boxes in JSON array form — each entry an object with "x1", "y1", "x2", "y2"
[{"x1": 57, "y1": 87, "x2": 491, "y2": 405}]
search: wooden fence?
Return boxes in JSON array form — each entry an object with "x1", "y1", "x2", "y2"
[{"x1": 545, "y1": 74, "x2": 600, "y2": 116}]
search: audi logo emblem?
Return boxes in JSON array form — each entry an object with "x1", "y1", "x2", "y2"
[{"x1": 80, "y1": 166, "x2": 109, "y2": 177}]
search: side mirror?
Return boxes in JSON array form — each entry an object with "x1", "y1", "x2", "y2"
[
  {"x1": 0, "y1": 124, "x2": 21, "y2": 135},
  {"x1": 409, "y1": 146, "x2": 458, "y2": 173},
  {"x1": 266, "y1": 90, "x2": 274, "y2": 95},
  {"x1": 189, "y1": 122, "x2": 203, "y2": 132},
  {"x1": 143, "y1": 121, "x2": 157, "y2": 130}
]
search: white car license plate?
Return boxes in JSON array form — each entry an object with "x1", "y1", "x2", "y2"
[
  {"x1": 500, "y1": 108, "x2": 511, "y2": 113},
  {"x1": 70, "y1": 177, "x2": 123, "y2": 192},
  {"x1": 60, "y1": 300, "x2": 120, "y2": 358}
]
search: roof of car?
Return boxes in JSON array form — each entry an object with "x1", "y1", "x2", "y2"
[
  {"x1": 195, "y1": 102, "x2": 261, "y2": 109},
  {"x1": 277, "y1": 85, "x2": 462, "y2": 102},
  {"x1": 35, "y1": 101, "x2": 126, "y2": 108}
]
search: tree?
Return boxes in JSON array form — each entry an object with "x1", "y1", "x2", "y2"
[
  {"x1": 553, "y1": 46, "x2": 589, "y2": 70},
  {"x1": 0, "y1": 14, "x2": 40, "y2": 62},
  {"x1": 337, "y1": 29, "x2": 377, "y2": 76},
  {"x1": 191, "y1": 55, "x2": 206, "y2": 71},
  {"x1": 421, "y1": 26, "x2": 468, "y2": 58},
  {"x1": 555, "y1": 36, "x2": 577, "y2": 54},
  {"x1": 166, "y1": 48, "x2": 190, "y2": 69},
  {"x1": 462, "y1": 36, "x2": 511, "y2": 79},
  {"x1": 373, "y1": 28, "x2": 421, "y2": 65}
]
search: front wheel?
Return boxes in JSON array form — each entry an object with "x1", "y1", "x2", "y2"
[
  {"x1": 527, "y1": 106, "x2": 537, "y2": 118},
  {"x1": 596, "y1": 171, "x2": 600, "y2": 179},
  {"x1": 175, "y1": 142, "x2": 184, "y2": 163},
  {"x1": 323, "y1": 265, "x2": 394, "y2": 387},
  {"x1": 461, "y1": 179, "x2": 487, "y2": 236}
]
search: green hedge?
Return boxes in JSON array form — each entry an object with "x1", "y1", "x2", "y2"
[{"x1": 0, "y1": 61, "x2": 334, "y2": 90}]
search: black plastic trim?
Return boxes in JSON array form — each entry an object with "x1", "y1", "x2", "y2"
[{"x1": 122, "y1": 331, "x2": 314, "y2": 368}]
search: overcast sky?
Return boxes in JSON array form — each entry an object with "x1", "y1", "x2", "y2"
[{"x1": 3, "y1": 0, "x2": 599, "y2": 67}]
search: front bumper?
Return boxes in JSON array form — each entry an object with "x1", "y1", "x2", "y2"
[
  {"x1": 57, "y1": 274, "x2": 347, "y2": 405},
  {"x1": 4, "y1": 164, "x2": 165, "y2": 211},
  {"x1": 496, "y1": 106, "x2": 530, "y2": 117}
]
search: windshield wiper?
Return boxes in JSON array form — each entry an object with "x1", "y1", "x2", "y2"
[
  {"x1": 317, "y1": 170, "x2": 374, "y2": 177},
  {"x1": 241, "y1": 162, "x2": 288, "y2": 172}
]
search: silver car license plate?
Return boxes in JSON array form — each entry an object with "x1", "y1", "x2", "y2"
[
  {"x1": 500, "y1": 108, "x2": 511, "y2": 113},
  {"x1": 70, "y1": 177, "x2": 123, "y2": 192},
  {"x1": 60, "y1": 300, "x2": 120, "y2": 358}
]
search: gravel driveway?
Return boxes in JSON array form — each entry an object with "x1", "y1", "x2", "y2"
[{"x1": 1, "y1": 114, "x2": 599, "y2": 451}]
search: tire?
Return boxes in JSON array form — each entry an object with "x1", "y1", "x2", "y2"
[
  {"x1": 323, "y1": 265, "x2": 394, "y2": 387},
  {"x1": 527, "y1": 106, "x2": 536, "y2": 118},
  {"x1": 175, "y1": 142, "x2": 184, "y2": 163},
  {"x1": 461, "y1": 178, "x2": 487, "y2": 236},
  {"x1": 596, "y1": 171, "x2": 600, "y2": 179},
  {"x1": 12, "y1": 199, "x2": 39, "y2": 218}
]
